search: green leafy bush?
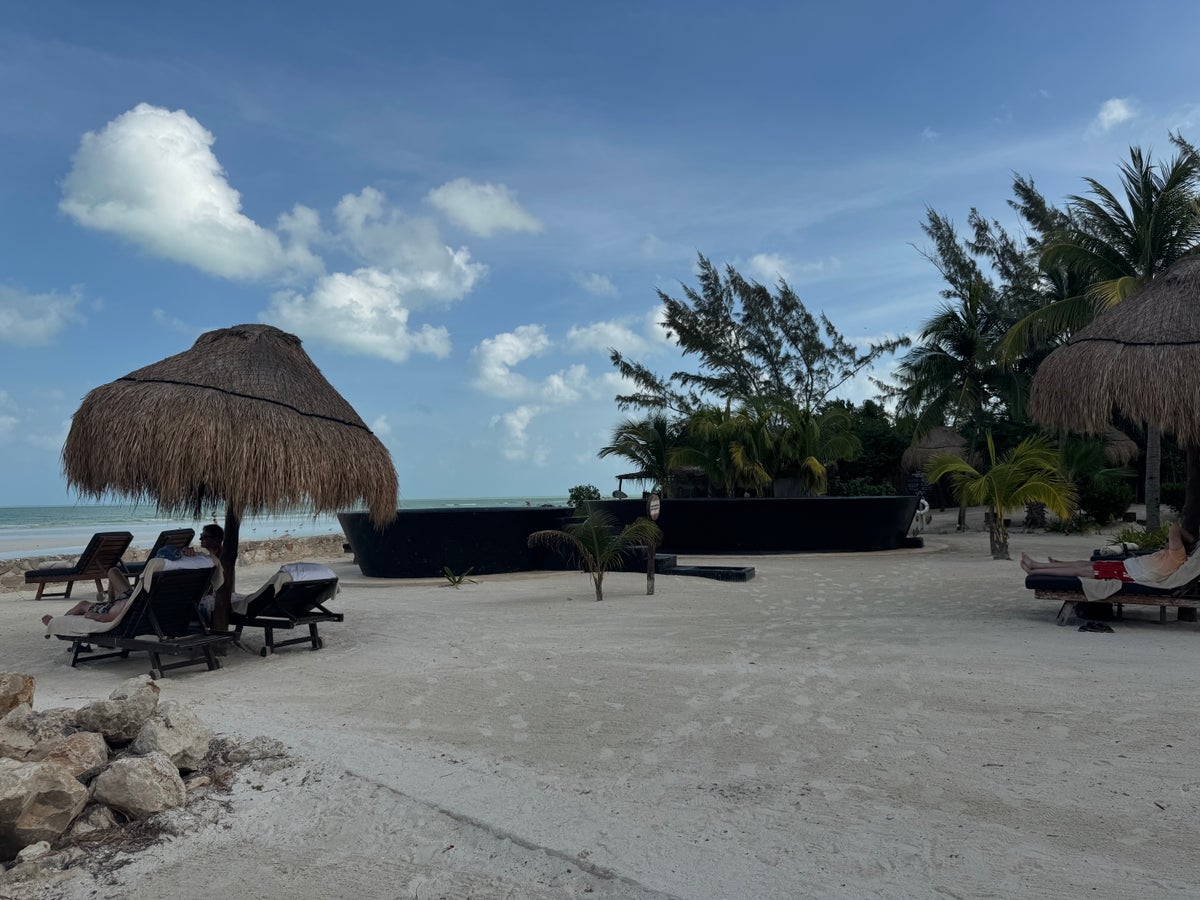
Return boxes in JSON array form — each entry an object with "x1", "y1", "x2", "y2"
[
  {"x1": 1078, "y1": 476, "x2": 1134, "y2": 525},
  {"x1": 828, "y1": 477, "x2": 892, "y2": 497},
  {"x1": 1108, "y1": 523, "x2": 1169, "y2": 551},
  {"x1": 568, "y1": 484, "x2": 602, "y2": 511}
]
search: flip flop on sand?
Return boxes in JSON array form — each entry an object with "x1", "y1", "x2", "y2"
[{"x1": 1078, "y1": 622, "x2": 1114, "y2": 634}]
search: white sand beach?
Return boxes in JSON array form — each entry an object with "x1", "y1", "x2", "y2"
[{"x1": 3, "y1": 516, "x2": 1200, "y2": 899}]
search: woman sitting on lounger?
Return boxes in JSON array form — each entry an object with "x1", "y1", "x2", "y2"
[{"x1": 1021, "y1": 523, "x2": 1196, "y2": 582}]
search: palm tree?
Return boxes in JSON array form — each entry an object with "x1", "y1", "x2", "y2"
[
  {"x1": 528, "y1": 511, "x2": 664, "y2": 601},
  {"x1": 675, "y1": 405, "x2": 772, "y2": 497},
  {"x1": 767, "y1": 401, "x2": 861, "y2": 496},
  {"x1": 926, "y1": 434, "x2": 1077, "y2": 559},
  {"x1": 1001, "y1": 138, "x2": 1200, "y2": 527},
  {"x1": 598, "y1": 414, "x2": 683, "y2": 497}
]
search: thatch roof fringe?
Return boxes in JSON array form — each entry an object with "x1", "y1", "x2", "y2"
[{"x1": 1030, "y1": 255, "x2": 1200, "y2": 445}]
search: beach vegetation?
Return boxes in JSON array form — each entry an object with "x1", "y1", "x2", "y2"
[
  {"x1": 1110, "y1": 522, "x2": 1170, "y2": 551},
  {"x1": 926, "y1": 433, "x2": 1077, "y2": 559},
  {"x1": 567, "y1": 484, "x2": 602, "y2": 512},
  {"x1": 442, "y1": 566, "x2": 476, "y2": 588},
  {"x1": 610, "y1": 254, "x2": 907, "y2": 415},
  {"x1": 1005, "y1": 137, "x2": 1200, "y2": 530},
  {"x1": 527, "y1": 510, "x2": 663, "y2": 601},
  {"x1": 597, "y1": 414, "x2": 683, "y2": 497}
]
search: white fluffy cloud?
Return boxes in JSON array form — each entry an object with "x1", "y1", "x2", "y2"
[
  {"x1": 490, "y1": 404, "x2": 546, "y2": 462},
  {"x1": 263, "y1": 188, "x2": 489, "y2": 360},
  {"x1": 60, "y1": 104, "x2": 315, "y2": 280},
  {"x1": 1094, "y1": 98, "x2": 1135, "y2": 131},
  {"x1": 471, "y1": 325, "x2": 552, "y2": 398},
  {"x1": 0, "y1": 286, "x2": 84, "y2": 344},
  {"x1": 267, "y1": 269, "x2": 452, "y2": 363},
  {"x1": 427, "y1": 178, "x2": 542, "y2": 237},
  {"x1": 567, "y1": 306, "x2": 673, "y2": 357}
]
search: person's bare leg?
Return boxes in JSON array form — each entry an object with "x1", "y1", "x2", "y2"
[{"x1": 106, "y1": 567, "x2": 130, "y2": 602}]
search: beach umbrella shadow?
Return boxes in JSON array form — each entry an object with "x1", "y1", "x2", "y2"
[{"x1": 61, "y1": 324, "x2": 397, "y2": 629}]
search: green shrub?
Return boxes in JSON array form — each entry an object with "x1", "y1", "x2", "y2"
[
  {"x1": 1078, "y1": 477, "x2": 1134, "y2": 525},
  {"x1": 568, "y1": 484, "x2": 602, "y2": 511},
  {"x1": 829, "y1": 477, "x2": 891, "y2": 497},
  {"x1": 1162, "y1": 482, "x2": 1186, "y2": 513},
  {"x1": 1108, "y1": 523, "x2": 1169, "y2": 551}
]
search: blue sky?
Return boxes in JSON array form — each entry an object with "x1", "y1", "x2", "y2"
[{"x1": 2, "y1": 1, "x2": 1199, "y2": 505}]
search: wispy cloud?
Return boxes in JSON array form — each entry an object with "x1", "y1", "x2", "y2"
[
  {"x1": 427, "y1": 178, "x2": 542, "y2": 237},
  {"x1": 573, "y1": 272, "x2": 618, "y2": 296},
  {"x1": 0, "y1": 285, "x2": 85, "y2": 344},
  {"x1": 1093, "y1": 98, "x2": 1135, "y2": 132}
]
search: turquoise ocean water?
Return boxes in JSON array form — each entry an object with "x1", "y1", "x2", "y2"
[{"x1": 0, "y1": 497, "x2": 567, "y2": 561}]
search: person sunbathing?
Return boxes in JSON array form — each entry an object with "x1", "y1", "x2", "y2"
[
  {"x1": 41, "y1": 537, "x2": 218, "y2": 628},
  {"x1": 103, "y1": 523, "x2": 223, "y2": 602},
  {"x1": 1020, "y1": 523, "x2": 1195, "y2": 582}
]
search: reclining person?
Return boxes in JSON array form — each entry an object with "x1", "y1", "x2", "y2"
[
  {"x1": 104, "y1": 524, "x2": 223, "y2": 603},
  {"x1": 42, "y1": 536, "x2": 220, "y2": 630},
  {"x1": 1021, "y1": 523, "x2": 1196, "y2": 584}
]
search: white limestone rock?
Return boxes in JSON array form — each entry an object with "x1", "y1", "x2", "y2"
[
  {"x1": 0, "y1": 674, "x2": 35, "y2": 719},
  {"x1": 130, "y1": 701, "x2": 213, "y2": 772},
  {"x1": 0, "y1": 758, "x2": 89, "y2": 860},
  {"x1": 41, "y1": 731, "x2": 110, "y2": 782},
  {"x1": 75, "y1": 676, "x2": 160, "y2": 745},
  {"x1": 90, "y1": 752, "x2": 185, "y2": 821}
]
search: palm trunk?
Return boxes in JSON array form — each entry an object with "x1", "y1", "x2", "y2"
[
  {"x1": 1144, "y1": 425, "x2": 1161, "y2": 529},
  {"x1": 593, "y1": 572, "x2": 604, "y2": 601},
  {"x1": 212, "y1": 510, "x2": 240, "y2": 632}
]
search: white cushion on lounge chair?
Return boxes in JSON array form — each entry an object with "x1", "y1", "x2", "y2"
[
  {"x1": 278, "y1": 562, "x2": 336, "y2": 583},
  {"x1": 44, "y1": 555, "x2": 218, "y2": 638}
]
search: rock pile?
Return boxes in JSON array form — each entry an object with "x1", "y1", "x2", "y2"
[{"x1": 0, "y1": 672, "x2": 288, "y2": 887}]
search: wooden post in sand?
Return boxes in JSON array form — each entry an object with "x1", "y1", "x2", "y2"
[{"x1": 646, "y1": 494, "x2": 660, "y2": 596}]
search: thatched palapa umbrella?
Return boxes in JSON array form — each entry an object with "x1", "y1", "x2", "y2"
[
  {"x1": 901, "y1": 425, "x2": 971, "y2": 473},
  {"x1": 1102, "y1": 427, "x2": 1140, "y2": 466},
  {"x1": 63, "y1": 324, "x2": 397, "y2": 629},
  {"x1": 1029, "y1": 254, "x2": 1200, "y2": 533}
]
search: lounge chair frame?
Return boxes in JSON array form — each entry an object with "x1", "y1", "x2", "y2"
[
  {"x1": 118, "y1": 528, "x2": 196, "y2": 585},
  {"x1": 1027, "y1": 574, "x2": 1200, "y2": 624},
  {"x1": 231, "y1": 577, "x2": 341, "y2": 656},
  {"x1": 58, "y1": 567, "x2": 234, "y2": 678},
  {"x1": 25, "y1": 531, "x2": 133, "y2": 601}
]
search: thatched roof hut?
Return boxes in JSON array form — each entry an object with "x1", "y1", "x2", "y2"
[
  {"x1": 1030, "y1": 255, "x2": 1200, "y2": 443},
  {"x1": 63, "y1": 324, "x2": 397, "y2": 625},
  {"x1": 1102, "y1": 427, "x2": 1140, "y2": 466},
  {"x1": 1030, "y1": 254, "x2": 1200, "y2": 530},
  {"x1": 901, "y1": 426, "x2": 970, "y2": 472}
]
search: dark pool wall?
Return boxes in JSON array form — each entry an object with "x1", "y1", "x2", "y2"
[
  {"x1": 588, "y1": 496, "x2": 919, "y2": 553},
  {"x1": 340, "y1": 497, "x2": 920, "y2": 578},
  {"x1": 339, "y1": 507, "x2": 576, "y2": 578}
]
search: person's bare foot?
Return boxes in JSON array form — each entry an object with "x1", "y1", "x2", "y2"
[
  {"x1": 41, "y1": 615, "x2": 52, "y2": 626},
  {"x1": 1020, "y1": 553, "x2": 1035, "y2": 573}
]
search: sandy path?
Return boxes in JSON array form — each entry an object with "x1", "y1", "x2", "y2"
[{"x1": 3, "y1": 525, "x2": 1200, "y2": 898}]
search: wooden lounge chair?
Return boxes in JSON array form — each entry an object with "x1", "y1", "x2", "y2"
[
  {"x1": 1025, "y1": 548, "x2": 1200, "y2": 624},
  {"x1": 48, "y1": 557, "x2": 232, "y2": 678},
  {"x1": 24, "y1": 531, "x2": 133, "y2": 601},
  {"x1": 118, "y1": 528, "x2": 196, "y2": 584},
  {"x1": 231, "y1": 565, "x2": 341, "y2": 657}
]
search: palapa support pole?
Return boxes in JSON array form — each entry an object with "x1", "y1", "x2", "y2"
[
  {"x1": 213, "y1": 510, "x2": 241, "y2": 632},
  {"x1": 1182, "y1": 444, "x2": 1200, "y2": 541}
]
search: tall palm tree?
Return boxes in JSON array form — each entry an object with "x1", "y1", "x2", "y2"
[
  {"x1": 528, "y1": 511, "x2": 663, "y2": 601},
  {"x1": 926, "y1": 434, "x2": 1077, "y2": 559},
  {"x1": 598, "y1": 414, "x2": 683, "y2": 498},
  {"x1": 1001, "y1": 138, "x2": 1200, "y2": 527}
]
